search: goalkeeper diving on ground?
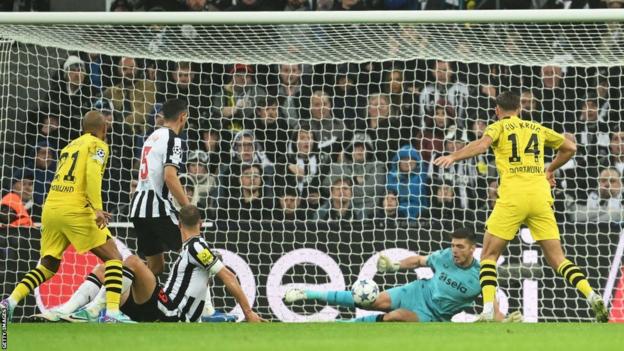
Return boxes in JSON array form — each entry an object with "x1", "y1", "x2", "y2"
[{"x1": 284, "y1": 227, "x2": 522, "y2": 323}]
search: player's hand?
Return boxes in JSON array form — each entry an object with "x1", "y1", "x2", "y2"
[
  {"x1": 95, "y1": 210, "x2": 112, "y2": 229},
  {"x1": 244, "y1": 311, "x2": 266, "y2": 323},
  {"x1": 546, "y1": 170, "x2": 556, "y2": 188},
  {"x1": 377, "y1": 254, "x2": 400, "y2": 273},
  {"x1": 432, "y1": 155, "x2": 455, "y2": 169},
  {"x1": 502, "y1": 310, "x2": 523, "y2": 323}
]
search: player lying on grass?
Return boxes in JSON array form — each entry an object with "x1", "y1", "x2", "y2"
[
  {"x1": 55, "y1": 205, "x2": 263, "y2": 323},
  {"x1": 285, "y1": 228, "x2": 521, "y2": 322}
]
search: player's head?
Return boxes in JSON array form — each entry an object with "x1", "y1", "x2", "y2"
[
  {"x1": 449, "y1": 227, "x2": 476, "y2": 267},
  {"x1": 495, "y1": 91, "x2": 521, "y2": 119},
  {"x1": 82, "y1": 110, "x2": 108, "y2": 140},
  {"x1": 179, "y1": 204, "x2": 202, "y2": 233},
  {"x1": 162, "y1": 98, "x2": 189, "y2": 133}
]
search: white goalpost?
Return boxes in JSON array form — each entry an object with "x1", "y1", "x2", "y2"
[{"x1": 1, "y1": 9, "x2": 624, "y2": 322}]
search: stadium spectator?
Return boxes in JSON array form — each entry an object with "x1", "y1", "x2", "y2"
[
  {"x1": 574, "y1": 94, "x2": 610, "y2": 172},
  {"x1": 199, "y1": 120, "x2": 229, "y2": 175},
  {"x1": 30, "y1": 143, "x2": 56, "y2": 221},
  {"x1": 217, "y1": 164, "x2": 274, "y2": 221},
  {"x1": 429, "y1": 127, "x2": 487, "y2": 209},
  {"x1": 42, "y1": 55, "x2": 96, "y2": 144},
  {"x1": 332, "y1": 63, "x2": 367, "y2": 129},
  {"x1": 419, "y1": 60, "x2": 472, "y2": 128},
  {"x1": 186, "y1": 149, "x2": 216, "y2": 199},
  {"x1": 110, "y1": 0, "x2": 132, "y2": 11},
  {"x1": 571, "y1": 168, "x2": 624, "y2": 223},
  {"x1": 364, "y1": 93, "x2": 404, "y2": 163},
  {"x1": 307, "y1": 89, "x2": 349, "y2": 159},
  {"x1": 285, "y1": 0, "x2": 312, "y2": 10},
  {"x1": 374, "y1": 190, "x2": 401, "y2": 221},
  {"x1": 520, "y1": 90, "x2": 539, "y2": 121},
  {"x1": 277, "y1": 63, "x2": 308, "y2": 129},
  {"x1": 157, "y1": 61, "x2": 211, "y2": 149},
  {"x1": 532, "y1": 64, "x2": 576, "y2": 130},
  {"x1": 599, "y1": 131, "x2": 624, "y2": 175},
  {"x1": 418, "y1": 100, "x2": 456, "y2": 162},
  {"x1": 112, "y1": 179, "x2": 138, "y2": 223},
  {"x1": 386, "y1": 145, "x2": 429, "y2": 220},
  {"x1": 423, "y1": 179, "x2": 474, "y2": 231},
  {"x1": 334, "y1": 0, "x2": 368, "y2": 10},
  {"x1": 210, "y1": 63, "x2": 267, "y2": 133},
  {"x1": 314, "y1": 177, "x2": 363, "y2": 221},
  {"x1": 275, "y1": 127, "x2": 327, "y2": 214},
  {"x1": 247, "y1": 96, "x2": 291, "y2": 164},
  {"x1": 0, "y1": 171, "x2": 34, "y2": 228},
  {"x1": 226, "y1": 0, "x2": 279, "y2": 10},
  {"x1": 381, "y1": 68, "x2": 416, "y2": 118},
  {"x1": 33, "y1": 111, "x2": 61, "y2": 151},
  {"x1": 273, "y1": 186, "x2": 307, "y2": 221},
  {"x1": 323, "y1": 133, "x2": 386, "y2": 219},
  {"x1": 80, "y1": 52, "x2": 115, "y2": 95},
  {"x1": 144, "y1": 102, "x2": 164, "y2": 136},
  {"x1": 552, "y1": 133, "x2": 591, "y2": 203},
  {"x1": 103, "y1": 56, "x2": 157, "y2": 135}
]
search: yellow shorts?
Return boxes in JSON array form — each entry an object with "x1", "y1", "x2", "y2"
[
  {"x1": 40, "y1": 206, "x2": 112, "y2": 259},
  {"x1": 485, "y1": 193, "x2": 559, "y2": 242}
]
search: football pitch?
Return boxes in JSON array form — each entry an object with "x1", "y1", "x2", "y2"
[{"x1": 6, "y1": 323, "x2": 624, "y2": 351}]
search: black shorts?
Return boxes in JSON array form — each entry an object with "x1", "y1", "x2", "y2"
[
  {"x1": 121, "y1": 284, "x2": 167, "y2": 322},
  {"x1": 131, "y1": 217, "x2": 182, "y2": 256}
]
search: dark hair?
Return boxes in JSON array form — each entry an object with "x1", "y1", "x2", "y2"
[
  {"x1": 450, "y1": 227, "x2": 477, "y2": 244},
  {"x1": 495, "y1": 91, "x2": 520, "y2": 111},
  {"x1": 162, "y1": 99, "x2": 188, "y2": 121},
  {"x1": 179, "y1": 204, "x2": 201, "y2": 228},
  {"x1": 256, "y1": 96, "x2": 279, "y2": 110},
  {"x1": 332, "y1": 176, "x2": 353, "y2": 187}
]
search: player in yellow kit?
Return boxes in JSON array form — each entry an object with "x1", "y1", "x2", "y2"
[
  {"x1": 1, "y1": 111, "x2": 134, "y2": 323},
  {"x1": 434, "y1": 91, "x2": 608, "y2": 322}
]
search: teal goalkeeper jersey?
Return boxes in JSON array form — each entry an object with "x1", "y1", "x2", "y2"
[{"x1": 422, "y1": 248, "x2": 481, "y2": 320}]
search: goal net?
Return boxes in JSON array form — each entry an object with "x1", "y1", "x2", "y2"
[{"x1": 1, "y1": 10, "x2": 624, "y2": 322}]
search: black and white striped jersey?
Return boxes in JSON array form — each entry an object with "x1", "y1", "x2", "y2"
[
  {"x1": 157, "y1": 236, "x2": 224, "y2": 322},
  {"x1": 130, "y1": 127, "x2": 183, "y2": 220}
]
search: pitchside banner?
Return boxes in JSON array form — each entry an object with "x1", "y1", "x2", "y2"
[{"x1": 1, "y1": 222, "x2": 622, "y2": 322}]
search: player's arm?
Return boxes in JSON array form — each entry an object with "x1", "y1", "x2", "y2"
[
  {"x1": 546, "y1": 136, "x2": 577, "y2": 187},
  {"x1": 86, "y1": 143, "x2": 111, "y2": 228},
  {"x1": 216, "y1": 267, "x2": 265, "y2": 323},
  {"x1": 433, "y1": 135, "x2": 494, "y2": 168},
  {"x1": 377, "y1": 254, "x2": 428, "y2": 273},
  {"x1": 164, "y1": 165, "x2": 190, "y2": 207}
]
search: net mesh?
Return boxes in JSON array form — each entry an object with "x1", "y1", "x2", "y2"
[{"x1": 1, "y1": 20, "x2": 623, "y2": 322}]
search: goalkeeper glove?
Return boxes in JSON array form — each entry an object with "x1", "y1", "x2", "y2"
[
  {"x1": 502, "y1": 311, "x2": 523, "y2": 323},
  {"x1": 377, "y1": 254, "x2": 400, "y2": 273}
]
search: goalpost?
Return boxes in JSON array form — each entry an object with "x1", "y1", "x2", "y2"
[{"x1": 1, "y1": 9, "x2": 624, "y2": 322}]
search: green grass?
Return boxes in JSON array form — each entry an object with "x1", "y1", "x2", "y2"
[{"x1": 6, "y1": 323, "x2": 624, "y2": 351}]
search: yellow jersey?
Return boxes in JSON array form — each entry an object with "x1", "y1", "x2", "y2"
[
  {"x1": 45, "y1": 133, "x2": 109, "y2": 211},
  {"x1": 484, "y1": 115, "x2": 564, "y2": 197}
]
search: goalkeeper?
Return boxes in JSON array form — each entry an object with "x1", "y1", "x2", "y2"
[{"x1": 284, "y1": 228, "x2": 520, "y2": 322}]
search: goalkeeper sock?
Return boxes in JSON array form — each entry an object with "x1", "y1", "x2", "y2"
[
  {"x1": 305, "y1": 290, "x2": 355, "y2": 308},
  {"x1": 9, "y1": 265, "x2": 55, "y2": 307},
  {"x1": 91, "y1": 266, "x2": 134, "y2": 315},
  {"x1": 479, "y1": 259, "x2": 498, "y2": 313},
  {"x1": 104, "y1": 260, "x2": 124, "y2": 313},
  {"x1": 56, "y1": 273, "x2": 102, "y2": 314},
  {"x1": 349, "y1": 314, "x2": 384, "y2": 323},
  {"x1": 557, "y1": 259, "x2": 594, "y2": 299}
]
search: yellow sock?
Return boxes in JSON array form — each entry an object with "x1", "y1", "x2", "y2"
[
  {"x1": 9, "y1": 265, "x2": 55, "y2": 304},
  {"x1": 104, "y1": 259, "x2": 123, "y2": 312},
  {"x1": 480, "y1": 259, "x2": 498, "y2": 305},
  {"x1": 557, "y1": 259, "x2": 594, "y2": 299}
]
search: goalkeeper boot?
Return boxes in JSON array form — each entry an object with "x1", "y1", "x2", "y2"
[
  {"x1": 0, "y1": 299, "x2": 14, "y2": 322},
  {"x1": 475, "y1": 303, "x2": 495, "y2": 322},
  {"x1": 589, "y1": 292, "x2": 609, "y2": 323},
  {"x1": 283, "y1": 288, "x2": 307, "y2": 303},
  {"x1": 98, "y1": 310, "x2": 136, "y2": 324},
  {"x1": 65, "y1": 307, "x2": 100, "y2": 323}
]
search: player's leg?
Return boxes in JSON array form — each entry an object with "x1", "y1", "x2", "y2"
[
  {"x1": 380, "y1": 309, "x2": 419, "y2": 322},
  {"x1": 528, "y1": 204, "x2": 608, "y2": 322},
  {"x1": 285, "y1": 288, "x2": 356, "y2": 308},
  {"x1": 480, "y1": 200, "x2": 523, "y2": 320},
  {"x1": 348, "y1": 283, "x2": 428, "y2": 322},
  {"x1": 133, "y1": 217, "x2": 182, "y2": 276},
  {"x1": 1, "y1": 210, "x2": 67, "y2": 319}
]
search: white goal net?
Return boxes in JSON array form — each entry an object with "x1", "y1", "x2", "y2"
[{"x1": 1, "y1": 10, "x2": 624, "y2": 322}]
